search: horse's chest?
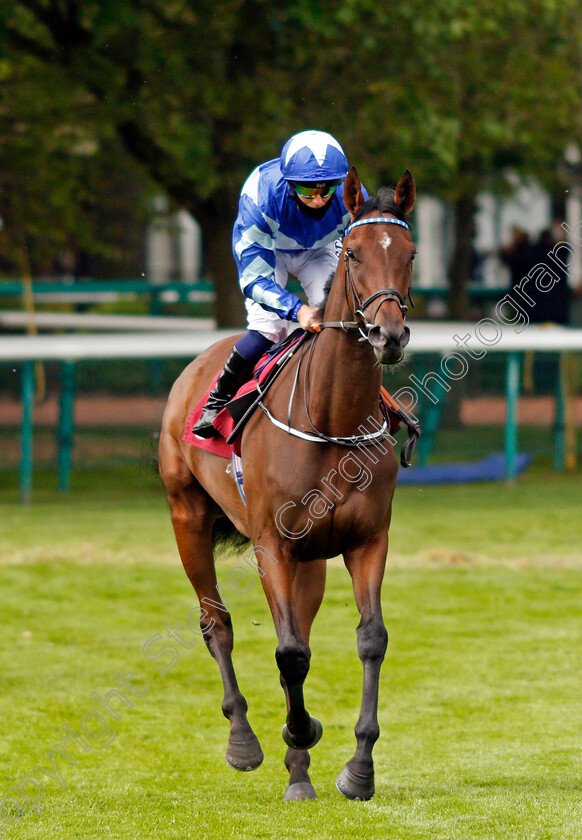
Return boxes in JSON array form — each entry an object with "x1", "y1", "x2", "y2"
[{"x1": 266, "y1": 454, "x2": 396, "y2": 550}]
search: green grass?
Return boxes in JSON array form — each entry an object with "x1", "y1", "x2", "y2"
[{"x1": 1, "y1": 464, "x2": 581, "y2": 839}]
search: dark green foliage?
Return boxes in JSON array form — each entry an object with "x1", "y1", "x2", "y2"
[{"x1": 2, "y1": 1, "x2": 581, "y2": 319}]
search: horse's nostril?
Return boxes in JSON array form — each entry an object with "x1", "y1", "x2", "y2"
[
  {"x1": 367, "y1": 326, "x2": 386, "y2": 348},
  {"x1": 368, "y1": 324, "x2": 409, "y2": 349}
]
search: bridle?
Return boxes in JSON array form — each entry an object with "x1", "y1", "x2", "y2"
[
  {"x1": 321, "y1": 216, "x2": 414, "y2": 342},
  {"x1": 239, "y1": 212, "x2": 421, "y2": 466}
]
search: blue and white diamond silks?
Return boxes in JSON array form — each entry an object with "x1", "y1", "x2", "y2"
[{"x1": 232, "y1": 158, "x2": 365, "y2": 320}]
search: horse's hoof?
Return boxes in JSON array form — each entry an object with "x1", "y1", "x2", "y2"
[
  {"x1": 282, "y1": 716, "x2": 323, "y2": 750},
  {"x1": 225, "y1": 734, "x2": 264, "y2": 771},
  {"x1": 283, "y1": 782, "x2": 317, "y2": 801},
  {"x1": 335, "y1": 766, "x2": 375, "y2": 801}
]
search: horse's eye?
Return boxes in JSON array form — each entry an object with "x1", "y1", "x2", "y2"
[{"x1": 346, "y1": 248, "x2": 356, "y2": 261}]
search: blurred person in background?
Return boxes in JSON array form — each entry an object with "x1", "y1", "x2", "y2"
[
  {"x1": 527, "y1": 224, "x2": 571, "y2": 325},
  {"x1": 501, "y1": 224, "x2": 571, "y2": 326},
  {"x1": 501, "y1": 226, "x2": 531, "y2": 293}
]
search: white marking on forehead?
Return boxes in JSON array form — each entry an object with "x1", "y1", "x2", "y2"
[{"x1": 379, "y1": 232, "x2": 392, "y2": 250}]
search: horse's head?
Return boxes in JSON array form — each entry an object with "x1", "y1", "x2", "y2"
[{"x1": 342, "y1": 168, "x2": 416, "y2": 365}]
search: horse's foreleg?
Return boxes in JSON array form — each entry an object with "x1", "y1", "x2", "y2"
[
  {"x1": 281, "y1": 558, "x2": 326, "y2": 801},
  {"x1": 336, "y1": 534, "x2": 389, "y2": 800},
  {"x1": 259, "y1": 551, "x2": 323, "y2": 754},
  {"x1": 164, "y1": 472, "x2": 263, "y2": 771}
]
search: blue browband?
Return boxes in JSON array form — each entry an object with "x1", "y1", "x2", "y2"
[{"x1": 345, "y1": 217, "x2": 409, "y2": 236}]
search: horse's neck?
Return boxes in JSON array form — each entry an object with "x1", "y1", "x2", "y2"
[{"x1": 306, "y1": 267, "x2": 383, "y2": 434}]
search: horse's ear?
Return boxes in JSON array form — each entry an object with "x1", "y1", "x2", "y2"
[
  {"x1": 394, "y1": 169, "x2": 415, "y2": 215},
  {"x1": 343, "y1": 166, "x2": 365, "y2": 218}
]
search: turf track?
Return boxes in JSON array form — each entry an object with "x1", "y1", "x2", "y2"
[{"x1": 0, "y1": 464, "x2": 581, "y2": 839}]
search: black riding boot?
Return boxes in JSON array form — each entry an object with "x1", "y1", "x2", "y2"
[{"x1": 192, "y1": 347, "x2": 252, "y2": 438}]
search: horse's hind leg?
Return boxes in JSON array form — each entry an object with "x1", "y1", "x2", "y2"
[
  {"x1": 160, "y1": 445, "x2": 263, "y2": 771},
  {"x1": 336, "y1": 534, "x2": 389, "y2": 801}
]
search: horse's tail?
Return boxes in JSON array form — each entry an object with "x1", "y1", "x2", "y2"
[{"x1": 212, "y1": 515, "x2": 250, "y2": 556}]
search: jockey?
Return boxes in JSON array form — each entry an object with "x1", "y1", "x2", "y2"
[{"x1": 194, "y1": 129, "x2": 364, "y2": 438}]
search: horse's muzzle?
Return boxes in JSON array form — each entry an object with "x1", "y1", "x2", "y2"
[{"x1": 367, "y1": 324, "x2": 410, "y2": 365}]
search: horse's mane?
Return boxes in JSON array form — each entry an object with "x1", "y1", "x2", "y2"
[
  {"x1": 316, "y1": 188, "x2": 406, "y2": 310},
  {"x1": 353, "y1": 187, "x2": 406, "y2": 223}
]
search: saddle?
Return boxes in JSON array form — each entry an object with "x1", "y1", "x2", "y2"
[{"x1": 183, "y1": 331, "x2": 305, "y2": 457}]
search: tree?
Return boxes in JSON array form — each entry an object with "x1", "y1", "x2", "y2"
[
  {"x1": 3, "y1": 0, "x2": 294, "y2": 323},
  {"x1": 0, "y1": 51, "x2": 153, "y2": 276},
  {"x1": 3, "y1": 0, "x2": 582, "y2": 322},
  {"x1": 283, "y1": 0, "x2": 582, "y2": 315}
]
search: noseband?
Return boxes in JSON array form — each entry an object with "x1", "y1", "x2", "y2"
[{"x1": 322, "y1": 216, "x2": 414, "y2": 341}]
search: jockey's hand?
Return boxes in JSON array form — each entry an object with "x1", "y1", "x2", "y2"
[{"x1": 297, "y1": 304, "x2": 321, "y2": 333}]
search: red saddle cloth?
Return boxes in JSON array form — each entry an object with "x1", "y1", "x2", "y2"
[
  {"x1": 182, "y1": 335, "x2": 304, "y2": 458},
  {"x1": 182, "y1": 337, "x2": 404, "y2": 459},
  {"x1": 182, "y1": 374, "x2": 255, "y2": 458}
]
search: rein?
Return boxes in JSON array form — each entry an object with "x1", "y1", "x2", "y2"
[
  {"x1": 227, "y1": 332, "x2": 393, "y2": 450},
  {"x1": 258, "y1": 330, "x2": 420, "y2": 467}
]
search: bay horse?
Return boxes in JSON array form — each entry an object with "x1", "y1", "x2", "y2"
[{"x1": 158, "y1": 167, "x2": 416, "y2": 801}]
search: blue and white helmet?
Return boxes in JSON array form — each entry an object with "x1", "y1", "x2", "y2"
[{"x1": 280, "y1": 130, "x2": 349, "y2": 182}]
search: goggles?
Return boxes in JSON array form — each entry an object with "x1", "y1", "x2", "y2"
[{"x1": 292, "y1": 180, "x2": 341, "y2": 199}]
